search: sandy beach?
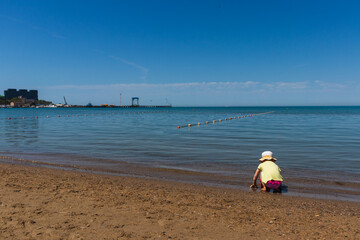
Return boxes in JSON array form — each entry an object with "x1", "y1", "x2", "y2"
[{"x1": 0, "y1": 163, "x2": 358, "y2": 240}]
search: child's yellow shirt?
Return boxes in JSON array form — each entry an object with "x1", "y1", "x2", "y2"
[{"x1": 257, "y1": 161, "x2": 283, "y2": 184}]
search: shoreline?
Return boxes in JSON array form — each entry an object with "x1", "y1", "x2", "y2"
[
  {"x1": 1, "y1": 153, "x2": 360, "y2": 203},
  {"x1": 0, "y1": 162, "x2": 359, "y2": 239}
]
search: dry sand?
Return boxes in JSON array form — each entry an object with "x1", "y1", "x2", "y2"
[{"x1": 0, "y1": 163, "x2": 359, "y2": 240}]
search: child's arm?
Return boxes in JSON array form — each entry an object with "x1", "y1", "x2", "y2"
[{"x1": 250, "y1": 168, "x2": 261, "y2": 189}]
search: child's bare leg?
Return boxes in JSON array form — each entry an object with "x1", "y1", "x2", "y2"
[{"x1": 260, "y1": 181, "x2": 267, "y2": 191}]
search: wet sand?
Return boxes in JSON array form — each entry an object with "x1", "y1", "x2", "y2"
[
  {"x1": 2, "y1": 154, "x2": 360, "y2": 203},
  {"x1": 0, "y1": 163, "x2": 359, "y2": 239}
]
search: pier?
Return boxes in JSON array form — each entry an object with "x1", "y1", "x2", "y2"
[{"x1": 85, "y1": 105, "x2": 172, "y2": 108}]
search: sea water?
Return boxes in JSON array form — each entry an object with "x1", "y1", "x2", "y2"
[{"x1": 1, "y1": 107, "x2": 359, "y2": 201}]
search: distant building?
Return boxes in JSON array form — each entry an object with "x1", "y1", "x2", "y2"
[{"x1": 4, "y1": 89, "x2": 38, "y2": 100}]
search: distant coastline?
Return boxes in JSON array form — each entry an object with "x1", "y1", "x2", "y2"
[{"x1": 0, "y1": 104, "x2": 172, "y2": 108}]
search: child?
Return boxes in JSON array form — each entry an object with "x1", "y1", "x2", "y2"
[{"x1": 250, "y1": 151, "x2": 283, "y2": 191}]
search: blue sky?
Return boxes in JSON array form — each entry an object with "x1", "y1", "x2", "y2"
[{"x1": 1, "y1": 0, "x2": 360, "y2": 106}]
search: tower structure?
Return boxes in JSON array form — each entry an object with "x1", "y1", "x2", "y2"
[{"x1": 131, "y1": 97, "x2": 139, "y2": 106}]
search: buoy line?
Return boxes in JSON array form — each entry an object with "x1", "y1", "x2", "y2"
[{"x1": 176, "y1": 111, "x2": 274, "y2": 129}]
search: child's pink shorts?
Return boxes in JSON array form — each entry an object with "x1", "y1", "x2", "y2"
[{"x1": 266, "y1": 180, "x2": 282, "y2": 189}]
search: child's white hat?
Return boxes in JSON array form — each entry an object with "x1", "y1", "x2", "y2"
[{"x1": 259, "y1": 151, "x2": 277, "y2": 162}]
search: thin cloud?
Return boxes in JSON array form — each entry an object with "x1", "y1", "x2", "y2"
[
  {"x1": 45, "y1": 80, "x2": 355, "y2": 93},
  {"x1": 276, "y1": 81, "x2": 308, "y2": 89},
  {"x1": 0, "y1": 14, "x2": 66, "y2": 40},
  {"x1": 314, "y1": 80, "x2": 347, "y2": 89},
  {"x1": 50, "y1": 33, "x2": 67, "y2": 39},
  {"x1": 109, "y1": 56, "x2": 149, "y2": 80},
  {"x1": 262, "y1": 81, "x2": 309, "y2": 90},
  {"x1": 45, "y1": 81, "x2": 260, "y2": 90}
]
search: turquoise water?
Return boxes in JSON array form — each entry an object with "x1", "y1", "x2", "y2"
[{"x1": 1, "y1": 107, "x2": 360, "y2": 201}]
